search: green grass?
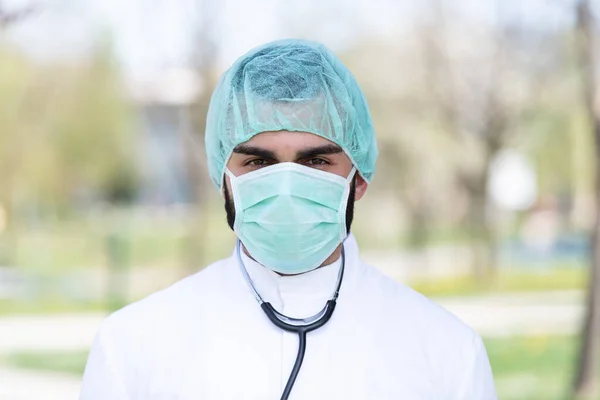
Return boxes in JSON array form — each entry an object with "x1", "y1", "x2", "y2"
[
  {"x1": 484, "y1": 336, "x2": 579, "y2": 400},
  {"x1": 410, "y1": 267, "x2": 586, "y2": 297},
  {"x1": 0, "y1": 298, "x2": 108, "y2": 315},
  {"x1": 3, "y1": 350, "x2": 89, "y2": 376},
  {"x1": 1, "y1": 335, "x2": 587, "y2": 400}
]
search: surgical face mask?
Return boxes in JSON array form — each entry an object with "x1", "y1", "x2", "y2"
[{"x1": 225, "y1": 163, "x2": 356, "y2": 274}]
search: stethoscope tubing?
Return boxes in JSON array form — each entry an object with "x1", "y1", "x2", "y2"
[{"x1": 236, "y1": 241, "x2": 345, "y2": 400}]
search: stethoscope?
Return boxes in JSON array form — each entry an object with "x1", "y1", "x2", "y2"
[{"x1": 236, "y1": 240, "x2": 346, "y2": 400}]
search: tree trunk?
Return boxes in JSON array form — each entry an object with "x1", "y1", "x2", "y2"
[
  {"x1": 573, "y1": 100, "x2": 600, "y2": 400},
  {"x1": 0, "y1": 178, "x2": 18, "y2": 266},
  {"x1": 574, "y1": 172, "x2": 600, "y2": 397},
  {"x1": 407, "y1": 206, "x2": 430, "y2": 250},
  {"x1": 0, "y1": 212, "x2": 17, "y2": 266},
  {"x1": 468, "y1": 180, "x2": 496, "y2": 282},
  {"x1": 573, "y1": 1, "x2": 600, "y2": 397}
]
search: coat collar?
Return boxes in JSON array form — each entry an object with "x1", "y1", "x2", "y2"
[{"x1": 229, "y1": 233, "x2": 364, "y2": 310}]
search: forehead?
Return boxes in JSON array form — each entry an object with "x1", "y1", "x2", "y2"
[{"x1": 242, "y1": 130, "x2": 339, "y2": 150}]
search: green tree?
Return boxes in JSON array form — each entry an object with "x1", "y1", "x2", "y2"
[{"x1": 0, "y1": 38, "x2": 138, "y2": 265}]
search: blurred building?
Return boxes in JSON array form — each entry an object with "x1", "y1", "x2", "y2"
[{"x1": 129, "y1": 68, "x2": 202, "y2": 206}]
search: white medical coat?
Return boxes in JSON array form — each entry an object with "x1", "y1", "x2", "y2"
[{"x1": 80, "y1": 234, "x2": 497, "y2": 399}]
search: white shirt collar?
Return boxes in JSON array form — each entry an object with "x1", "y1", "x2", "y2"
[
  {"x1": 240, "y1": 248, "x2": 341, "y2": 300},
  {"x1": 233, "y1": 233, "x2": 363, "y2": 315}
]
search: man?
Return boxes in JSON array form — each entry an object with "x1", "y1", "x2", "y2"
[{"x1": 80, "y1": 39, "x2": 496, "y2": 399}]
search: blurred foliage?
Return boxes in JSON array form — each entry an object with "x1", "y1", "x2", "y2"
[
  {"x1": 9, "y1": 206, "x2": 234, "y2": 273},
  {"x1": 0, "y1": 39, "x2": 139, "y2": 266},
  {"x1": 0, "y1": 39, "x2": 138, "y2": 224},
  {"x1": 340, "y1": 30, "x2": 596, "y2": 276}
]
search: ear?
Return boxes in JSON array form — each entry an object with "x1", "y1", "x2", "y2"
[
  {"x1": 222, "y1": 175, "x2": 231, "y2": 201},
  {"x1": 354, "y1": 174, "x2": 368, "y2": 201}
]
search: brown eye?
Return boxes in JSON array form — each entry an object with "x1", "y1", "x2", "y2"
[
  {"x1": 245, "y1": 159, "x2": 271, "y2": 167},
  {"x1": 305, "y1": 158, "x2": 328, "y2": 166}
]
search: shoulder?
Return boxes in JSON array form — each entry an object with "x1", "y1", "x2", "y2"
[
  {"x1": 98, "y1": 257, "x2": 234, "y2": 340},
  {"x1": 360, "y1": 260, "x2": 480, "y2": 347},
  {"x1": 358, "y1": 262, "x2": 494, "y2": 395},
  {"x1": 83, "y1": 257, "x2": 238, "y2": 395}
]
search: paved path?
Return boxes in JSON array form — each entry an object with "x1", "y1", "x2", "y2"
[
  {"x1": 0, "y1": 315, "x2": 103, "y2": 399},
  {"x1": 0, "y1": 314, "x2": 105, "y2": 354},
  {"x1": 439, "y1": 290, "x2": 584, "y2": 337},
  {"x1": 0, "y1": 290, "x2": 586, "y2": 399},
  {"x1": 0, "y1": 367, "x2": 81, "y2": 400}
]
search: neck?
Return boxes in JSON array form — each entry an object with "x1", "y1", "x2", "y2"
[{"x1": 241, "y1": 243, "x2": 343, "y2": 277}]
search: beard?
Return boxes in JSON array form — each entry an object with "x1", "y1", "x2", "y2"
[{"x1": 223, "y1": 175, "x2": 357, "y2": 234}]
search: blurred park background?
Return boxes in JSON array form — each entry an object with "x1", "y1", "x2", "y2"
[{"x1": 1, "y1": 0, "x2": 600, "y2": 399}]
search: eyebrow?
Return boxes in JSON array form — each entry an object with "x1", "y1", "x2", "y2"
[
  {"x1": 232, "y1": 144, "x2": 278, "y2": 160},
  {"x1": 295, "y1": 144, "x2": 343, "y2": 160},
  {"x1": 232, "y1": 143, "x2": 343, "y2": 161}
]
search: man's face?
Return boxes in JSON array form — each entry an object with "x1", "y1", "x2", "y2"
[{"x1": 223, "y1": 130, "x2": 368, "y2": 231}]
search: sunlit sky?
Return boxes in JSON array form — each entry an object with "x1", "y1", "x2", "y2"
[{"x1": 2, "y1": 0, "x2": 579, "y2": 81}]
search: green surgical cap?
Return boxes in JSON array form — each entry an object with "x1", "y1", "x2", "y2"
[{"x1": 205, "y1": 38, "x2": 378, "y2": 189}]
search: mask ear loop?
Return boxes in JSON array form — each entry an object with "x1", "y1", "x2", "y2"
[
  {"x1": 337, "y1": 167, "x2": 357, "y2": 240},
  {"x1": 347, "y1": 167, "x2": 357, "y2": 182}
]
